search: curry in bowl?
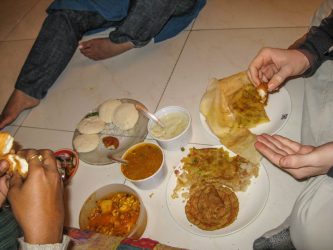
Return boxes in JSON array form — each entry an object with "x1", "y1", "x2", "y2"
[
  {"x1": 85, "y1": 192, "x2": 140, "y2": 236},
  {"x1": 121, "y1": 142, "x2": 163, "y2": 181},
  {"x1": 79, "y1": 184, "x2": 147, "y2": 239}
]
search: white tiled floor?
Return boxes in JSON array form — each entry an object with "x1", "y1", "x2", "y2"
[{"x1": 0, "y1": 0, "x2": 323, "y2": 249}]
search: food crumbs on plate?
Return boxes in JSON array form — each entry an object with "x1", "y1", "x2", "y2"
[{"x1": 149, "y1": 193, "x2": 154, "y2": 198}]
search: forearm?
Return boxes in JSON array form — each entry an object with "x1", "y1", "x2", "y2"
[{"x1": 296, "y1": 10, "x2": 333, "y2": 76}]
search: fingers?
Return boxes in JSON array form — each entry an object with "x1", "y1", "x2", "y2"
[
  {"x1": 248, "y1": 61, "x2": 263, "y2": 86},
  {"x1": 38, "y1": 149, "x2": 58, "y2": 173},
  {"x1": 270, "y1": 135, "x2": 302, "y2": 152},
  {"x1": 9, "y1": 171, "x2": 23, "y2": 189},
  {"x1": 0, "y1": 160, "x2": 9, "y2": 176},
  {"x1": 248, "y1": 48, "x2": 274, "y2": 86},
  {"x1": 256, "y1": 134, "x2": 294, "y2": 155},
  {"x1": 16, "y1": 149, "x2": 59, "y2": 178}
]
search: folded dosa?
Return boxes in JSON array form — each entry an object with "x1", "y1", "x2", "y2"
[{"x1": 200, "y1": 72, "x2": 269, "y2": 164}]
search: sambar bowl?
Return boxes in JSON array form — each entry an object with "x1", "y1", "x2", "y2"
[{"x1": 121, "y1": 142, "x2": 166, "y2": 189}]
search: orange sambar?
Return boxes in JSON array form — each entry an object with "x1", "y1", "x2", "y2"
[{"x1": 121, "y1": 143, "x2": 163, "y2": 180}]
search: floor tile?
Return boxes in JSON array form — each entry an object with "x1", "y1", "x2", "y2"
[
  {"x1": 193, "y1": 0, "x2": 323, "y2": 30},
  {"x1": 21, "y1": 31, "x2": 189, "y2": 131},
  {"x1": 157, "y1": 27, "x2": 307, "y2": 145},
  {"x1": 0, "y1": 40, "x2": 34, "y2": 126},
  {"x1": 6, "y1": 0, "x2": 52, "y2": 41},
  {"x1": 0, "y1": 0, "x2": 40, "y2": 41}
]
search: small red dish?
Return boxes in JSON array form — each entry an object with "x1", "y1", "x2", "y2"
[{"x1": 54, "y1": 148, "x2": 79, "y2": 183}]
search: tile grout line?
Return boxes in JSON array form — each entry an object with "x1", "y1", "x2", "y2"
[
  {"x1": 15, "y1": 125, "x2": 75, "y2": 133},
  {"x1": 154, "y1": 30, "x2": 192, "y2": 113}
]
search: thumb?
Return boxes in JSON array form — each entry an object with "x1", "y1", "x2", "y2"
[
  {"x1": 267, "y1": 66, "x2": 293, "y2": 91},
  {"x1": 8, "y1": 172, "x2": 23, "y2": 199},
  {"x1": 279, "y1": 154, "x2": 313, "y2": 169}
]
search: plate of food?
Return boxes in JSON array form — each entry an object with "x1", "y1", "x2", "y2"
[
  {"x1": 200, "y1": 87, "x2": 291, "y2": 140},
  {"x1": 72, "y1": 98, "x2": 148, "y2": 165},
  {"x1": 166, "y1": 146, "x2": 269, "y2": 237}
]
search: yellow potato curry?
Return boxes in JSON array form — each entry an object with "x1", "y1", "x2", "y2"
[
  {"x1": 122, "y1": 143, "x2": 163, "y2": 180},
  {"x1": 86, "y1": 192, "x2": 140, "y2": 236}
]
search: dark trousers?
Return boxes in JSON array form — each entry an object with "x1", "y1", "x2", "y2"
[{"x1": 15, "y1": 0, "x2": 196, "y2": 100}]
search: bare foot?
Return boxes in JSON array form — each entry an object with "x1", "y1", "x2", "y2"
[
  {"x1": 0, "y1": 90, "x2": 40, "y2": 129},
  {"x1": 79, "y1": 38, "x2": 134, "y2": 61}
]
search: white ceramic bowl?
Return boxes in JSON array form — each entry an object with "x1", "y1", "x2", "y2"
[
  {"x1": 148, "y1": 106, "x2": 192, "y2": 151},
  {"x1": 121, "y1": 142, "x2": 166, "y2": 189},
  {"x1": 79, "y1": 184, "x2": 147, "y2": 239}
]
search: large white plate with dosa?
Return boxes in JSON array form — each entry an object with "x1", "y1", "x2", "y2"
[
  {"x1": 166, "y1": 146, "x2": 270, "y2": 237},
  {"x1": 200, "y1": 87, "x2": 291, "y2": 142}
]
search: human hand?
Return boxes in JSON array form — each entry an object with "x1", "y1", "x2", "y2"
[
  {"x1": 255, "y1": 134, "x2": 333, "y2": 179},
  {"x1": 8, "y1": 149, "x2": 64, "y2": 244},
  {"x1": 247, "y1": 48, "x2": 310, "y2": 91},
  {"x1": 0, "y1": 160, "x2": 10, "y2": 207}
]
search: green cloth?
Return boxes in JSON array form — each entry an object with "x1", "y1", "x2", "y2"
[{"x1": 0, "y1": 207, "x2": 22, "y2": 250}]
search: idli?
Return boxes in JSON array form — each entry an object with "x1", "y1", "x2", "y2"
[
  {"x1": 98, "y1": 99, "x2": 122, "y2": 123},
  {"x1": 73, "y1": 134, "x2": 99, "y2": 153},
  {"x1": 77, "y1": 116, "x2": 105, "y2": 134},
  {"x1": 113, "y1": 103, "x2": 139, "y2": 130}
]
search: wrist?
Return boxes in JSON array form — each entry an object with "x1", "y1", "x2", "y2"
[
  {"x1": 19, "y1": 235, "x2": 70, "y2": 250},
  {"x1": 24, "y1": 228, "x2": 63, "y2": 245}
]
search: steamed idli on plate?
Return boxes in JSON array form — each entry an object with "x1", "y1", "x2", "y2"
[
  {"x1": 99, "y1": 99, "x2": 122, "y2": 123},
  {"x1": 113, "y1": 103, "x2": 139, "y2": 131},
  {"x1": 77, "y1": 116, "x2": 105, "y2": 134},
  {"x1": 73, "y1": 134, "x2": 100, "y2": 153}
]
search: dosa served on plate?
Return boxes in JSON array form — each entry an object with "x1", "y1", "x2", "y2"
[
  {"x1": 172, "y1": 147, "x2": 258, "y2": 230},
  {"x1": 200, "y1": 71, "x2": 269, "y2": 164}
]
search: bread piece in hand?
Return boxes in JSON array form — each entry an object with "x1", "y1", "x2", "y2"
[
  {"x1": 0, "y1": 131, "x2": 14, "y2": 155},
  {"x1": 0, "y1": 132, "x2": 28, "y2": 178},
  {"x1": 257, "y1": 83, "x2": 268, "y2": 105}
]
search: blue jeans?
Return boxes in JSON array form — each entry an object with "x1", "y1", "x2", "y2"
[{"x1": 15, "y1": 0, "x2": 196, "y2": 100}]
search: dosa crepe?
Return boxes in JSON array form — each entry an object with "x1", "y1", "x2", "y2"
[{"x1": 200, "y1": 71, "x2": 269, "y2": 164}]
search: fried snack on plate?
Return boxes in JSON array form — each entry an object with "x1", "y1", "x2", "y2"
[
  {"x1": 0, "y1": 132, "x2": 28, "y2": 178},
  {"x1": 172, "y1": 147, "x2": 258, "y2": 199},
  {"x1": 200, "y1": 71, "x2": 269, "y2": 164},
  {"x1": 185, "y1": 182, "x2": 239, "y2": 230}
]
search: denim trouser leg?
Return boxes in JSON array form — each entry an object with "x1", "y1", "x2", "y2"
[
  {"x1": 109, "y1": 0, "x2": 196, "y2": 47},
  {"x1": 15, "y1": 10, "x2": 110, "y2": 100}
]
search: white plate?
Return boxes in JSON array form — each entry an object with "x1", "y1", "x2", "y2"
[
  {"x1": 200, "y1": 87, "x2": 291, "y2": 141},
  {"x1": 166, "y1": 146, "x2": 270, "y2": 237},
  {"x1": 72, "y1": 99, "x2": 148, "y2": 165}
]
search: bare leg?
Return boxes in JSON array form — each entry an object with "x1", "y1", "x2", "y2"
[
  {"x1": 0, "y1": 90, "x2": 39, "y2": 129},
  {"x1": 79, "y1": 38, "x2": 134, "y2": 61}
]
